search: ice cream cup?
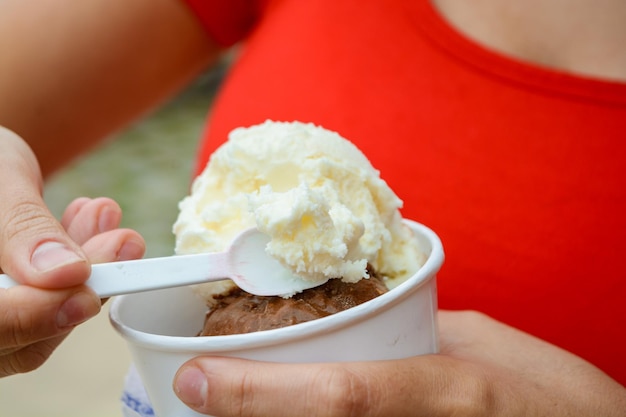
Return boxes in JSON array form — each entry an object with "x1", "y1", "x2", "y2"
[{"x1": 109, "y1": 220, "x2": 444, "y2": 417}]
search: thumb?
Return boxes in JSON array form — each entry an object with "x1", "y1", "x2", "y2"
[
  {"x1": 0, "y1": 127, "x2": 89, "y2": 288},
  {"x1": 173, "y1": 356, "x2": 454, "y2": 417}
]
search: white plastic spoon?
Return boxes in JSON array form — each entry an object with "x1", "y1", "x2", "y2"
[{"x1": 0, "y1": 228, "x2": 328, "y2": 298}]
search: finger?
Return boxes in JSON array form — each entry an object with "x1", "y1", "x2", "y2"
[
  {"x1": 0, "y1": 335, "x2": 68, "y2": 377},
  {"x1": 61, "y1": 197, "x2": 123, "y2": 245},
  {"x1": 59, "y1": 197, "x2": 92, "y2": 229},
  {"x1": 0, "y1": 285, "x2": 100, "y2": 376},
  {"x1": 81, "y1": 229, "x2": 146, "y2": 264},
  {"x1": 0, "y1": 127, "x2": 89, "y2": 288},
  {"x1": 173, "y1": 355, "x2": 476, "y2": 417}
]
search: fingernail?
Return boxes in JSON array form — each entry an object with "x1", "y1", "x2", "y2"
[
  {"x1": 57, "y1": 291, "x2": 100, "y2": 328},
  {"x1": 31, "y1": 241, "x2": 83, "y2": 273},
  {"x1": 174, "y1": 366, "x2": 208, "y2": 407},
  {"x1": 117, "y1": 239, "x2": 142, "y2": 261}
]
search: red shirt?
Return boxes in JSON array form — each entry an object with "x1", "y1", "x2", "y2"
[{"x1": 182, "y1": 0, "x2": 626, "y2": 384}]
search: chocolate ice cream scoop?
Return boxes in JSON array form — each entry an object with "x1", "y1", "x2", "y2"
[{"x1": 199, "y1": 269, "x2": 388, "y2": 336}]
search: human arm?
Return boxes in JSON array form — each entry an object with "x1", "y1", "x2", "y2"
[
  {"x1": 0, "y1": 0, "x2": 220, "y2": 375},
  {"x1": 173, "y1": 310, "x2": 626, "y2": 416},
  {"x1": 0, "y1": 0, "x2": 219, "y2": 176}
]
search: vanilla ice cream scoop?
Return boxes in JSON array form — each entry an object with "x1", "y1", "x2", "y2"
[{"x1": 173, "y1": 120, "x2": 424, "y2": 300}]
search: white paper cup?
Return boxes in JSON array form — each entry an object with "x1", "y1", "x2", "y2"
[{"x1": 110, "y1": 220, "x2": 444, "y2": 417}]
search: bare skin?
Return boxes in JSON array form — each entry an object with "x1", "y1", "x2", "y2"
[
  {"x1": 0, "y1": 0, "x2": 219, "y2": 177},
  {"x1": 0, "y1": 0, "x2": 624, "y2": 414},
  {"x1": 0, "y1": 194, "x2": 145, "y2": 377},
  {"x1": 432, "y1": 0, "x2": 626, "y2": 80},
  {"x1": 0, "y1": 0, "x2": 218, "y2": 375},
  {"x1": 175, "y1": 310, "x2": 626, "y2": 416}
]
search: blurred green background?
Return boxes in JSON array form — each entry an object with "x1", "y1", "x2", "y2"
[
  {"x1": 45, "y1": 67, "x2": 226, "y2": 257},
  {"x1": 0, "y1": 64, "x2": 226, "y2": 416}
]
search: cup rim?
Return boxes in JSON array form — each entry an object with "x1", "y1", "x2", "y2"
[{"x1": 109, "y1": 220, "x2": 444, "y2": 353}]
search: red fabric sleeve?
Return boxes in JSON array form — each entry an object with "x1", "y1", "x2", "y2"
[{"x1": 179, "y1": 0, "x2": 261, "y2": 46}]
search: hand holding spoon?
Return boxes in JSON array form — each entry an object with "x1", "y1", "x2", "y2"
[{"x1": 0, "y1": 228, "x2": 328, "y2": 298}]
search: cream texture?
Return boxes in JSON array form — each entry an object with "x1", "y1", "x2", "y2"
[{"x1": 173, "y1": 120, "x2": 424, "y2": 299}]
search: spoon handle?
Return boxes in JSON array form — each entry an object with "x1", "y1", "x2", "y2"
[{"x1": 0, "y1": 252, "x2": 230, "y2": 298}]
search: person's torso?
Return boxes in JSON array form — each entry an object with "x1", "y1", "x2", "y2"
[{"x1": 190, "y1": 0, "x2": 626, "y2": 384}]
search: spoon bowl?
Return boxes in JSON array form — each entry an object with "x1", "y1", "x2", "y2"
[{"x1": 0, "y1": 228, "x2": 328, "y2": 298}]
